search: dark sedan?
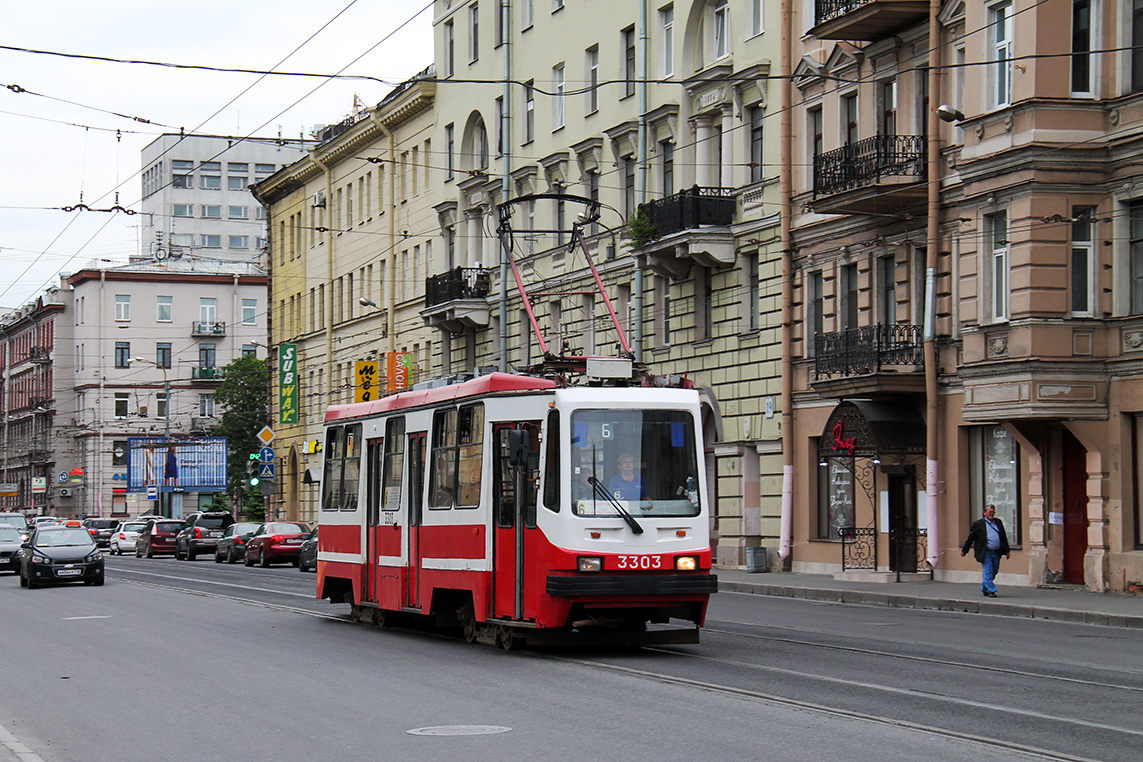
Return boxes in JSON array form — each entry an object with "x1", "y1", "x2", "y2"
[
  {"x1": 135, "y1": 519, "x2": 185, "y2": 558},
  {"x1": 214, "y1": 522, "x2": 263, "y2": 564},
  {"x1": 20, "y1": 526, "x2": 104, "y2": 588},
  {"x1": 244, "y1": 522, "x2": 311, "y2": 567},
  {"x1": 0, "y1": 525, "x2": 23, "y2": 573},
  {"x1": 297, "y1": 526, "x2": 318, "y2": 572},
  {"x1": 82, "y1": 517, "x2": 120, "y2": 548}
]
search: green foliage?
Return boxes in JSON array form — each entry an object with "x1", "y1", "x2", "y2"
[
  {"x1": 624, "y1": 206, "x2": 658, "y2": 248},
  {"x1": 212, "y1": 355, "x2": 269, "y2": 507}
]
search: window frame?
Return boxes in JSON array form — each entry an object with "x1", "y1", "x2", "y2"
[
  {"x1": 989, "y1": 1, "x2": 1014, "y2": 108},
  {"x1": 986, "y1": 211, "x2": 1010, "y2": 322},
  {"x1": 115, "y1": 294, "x2": 131, "y2": 322}
]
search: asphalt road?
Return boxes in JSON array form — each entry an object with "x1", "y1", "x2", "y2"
[{"x1": 0, "y1": 554, "x2": 1139, "y2": 762}]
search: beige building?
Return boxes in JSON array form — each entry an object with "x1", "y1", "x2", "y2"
[
  {"x1": 254, "y1": 72, "x2": 437, "y2": 522},
  {"x1": 784, "y1": 0, "x2": 1143, "y2": 591},
  {"x1": 428, "y1": 0, "x2": 785, "y2": 567}
]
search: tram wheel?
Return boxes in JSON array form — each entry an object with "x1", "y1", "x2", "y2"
[
  {"x1": 373, "y1": 609, "x2": 392, "y2": 628},
  {"x1": 350, "y1": 604, "x2": 366, "y2": 624},
  {"x1": 498, "y1": 625, "x2": 523, "y2": 652}
]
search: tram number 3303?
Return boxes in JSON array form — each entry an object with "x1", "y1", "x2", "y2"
[{"x1": 615, "y1": 554, "x2": 663, "y2": 570}]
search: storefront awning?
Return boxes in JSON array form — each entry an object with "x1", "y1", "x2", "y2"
[
  {"x1": 302, "y1": 467, "x2": 321, "y2": 485},
  {"x1": 818, "y1": 400, "x2": 926, "y2": 460}
]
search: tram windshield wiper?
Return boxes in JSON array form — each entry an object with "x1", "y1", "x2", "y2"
[{"x1": 587, "y1": 476, "x2": 644, "y2": 535}]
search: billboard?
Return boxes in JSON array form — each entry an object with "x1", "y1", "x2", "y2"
[
  {"x1": 386, "y1": 351, "x2": 412, "y2": 392},
  {"x1": 279, "y1": 343, "x2": 298, "y2": 424},
  {"x1": 127, "y1": 437, "x2": 229, "y2": 493},
  {"x1": 355, "y1": 360, "x2": 378, "y2": 402}
]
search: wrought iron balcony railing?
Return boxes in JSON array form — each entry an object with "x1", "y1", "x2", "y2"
[
  {"x1": 813, "y1": 135, "x2": 925, "y2": 197},
  {"x1": 814, "y1": 324, "x2": 923, "y2": 378},
  {"x1": 640, "y1": 185, "x2": 736, "y2": 239},
  {"x1": 816, "y1": 0, "x2": 873, "y2": 25},
  {"x1": 29, "y1": 346, "x2": 50, "y2": 363},
  {"x1": 191, "y1": 366, "x2": 225, "y2": 380},
  {"x1": 425, "y1": 267, "x2": 492, "y2": 308},
  {"x1": 191, "y1": 321, "x2": 226, "y2": 337}
]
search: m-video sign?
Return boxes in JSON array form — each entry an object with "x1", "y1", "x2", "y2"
[{"x1": 126, "y1": 437, "x2": 229, "y2": 493}]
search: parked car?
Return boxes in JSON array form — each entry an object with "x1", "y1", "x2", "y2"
[
  {"x1": 244, "y1": 522, "x2": 311, "y2": 567},
  {"x1": 109, "y1": 520, "x2": 148, "y2": 555},
  {"x1": 0, "y1": 513, "x2": 29, "y2": 540},
  {"x1": 0, "y1": 524, "x2": 23, "y2": 573},
  {"x1": 135, "y1": 519, "x2": 185, "y2": 558},
  {"x1": 82, "y1": 517, "x2": 120, "y2": 548},
  {"x1": 19, "y1": 525, "x2": 104, "y2": 588},
  {"x1": 214, "y1": 522, "x2": 262, "y2": 564},
  {"x1": 297, "y1": 526, "x2": 318, "y2": 572},
  {"x1": 175, "y1": 512, "x2": 235, "y2": 561}
]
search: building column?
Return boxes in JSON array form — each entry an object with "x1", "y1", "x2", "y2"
[
  {"x1": 1084, "y1": 449, "x2": 1110, "y2": 592},
  {"x1": 693, "y1": 116, "x2": 715, "y2": 187},
  {"x1": 720, "y1": 110, "x2": 735, "y2": 188},
  {"x1": 465, "y1": 209, "x2": 482, "y2": 268}
]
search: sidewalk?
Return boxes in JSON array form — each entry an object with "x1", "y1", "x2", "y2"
[{"x1": 716, "y1": 569, "x2": 1143, "y2": 629}]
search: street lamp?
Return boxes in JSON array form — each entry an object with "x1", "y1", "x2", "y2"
[{"x1": 132, "y1": 356, "x2": 171, "y2": 516}]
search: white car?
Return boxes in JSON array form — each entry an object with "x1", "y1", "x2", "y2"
[{"x1": 109, "y1": 521, "x2": 147, "y2": 555}]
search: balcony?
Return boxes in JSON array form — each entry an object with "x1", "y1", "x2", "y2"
[
  {"x1": 191, "y1": 366, "x2": 225, "y2": 381},
  {"x1": 810, "y1": 0, "x2": 930, "y2": 41},
  {"x1": 812, "y1": 324, "x2": 925, "y2": 395},
  {"x1": 812, "y1": 135, "x2": 926, "y2": 215},
  {"x1": 191, "y1": 321, "x2": 226, "y2": 337},
  {"x1": 29, "y1": 346, "x2": 50, "y2": 364},
  {"x1": 637, "y1": 186, "x2": 737, "y2": 278},
  {"x1": 422, "y1": 267, "x2": 493, "y2": 333}
]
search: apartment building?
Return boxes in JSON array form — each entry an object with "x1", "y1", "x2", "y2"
[
  {"x1": 784, "y1": 0, "x2": 1143, "y2": 591},
  {"x1": 140, "y1": 134, "x2": 309, "y2": 262},
  {"x1": 253, "y1": 71, "x2": 438, "y2": 522}
]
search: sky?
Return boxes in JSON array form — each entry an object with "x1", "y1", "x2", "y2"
[{"x1": 0, "y1": 0, "x2": 435, "y2": 311}]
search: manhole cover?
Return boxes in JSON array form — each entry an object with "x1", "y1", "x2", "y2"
[{"x1": 407, "y1": 725, "x2": 512, "y2": 737}]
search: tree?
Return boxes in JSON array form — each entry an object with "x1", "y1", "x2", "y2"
[{"x1": 212, "y1": 354, "x2": 269, "y2": 518}]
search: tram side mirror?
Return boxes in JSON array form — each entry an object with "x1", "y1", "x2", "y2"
[{"x1": 508, "y1": 430, "x2": 530, "y2": 467}]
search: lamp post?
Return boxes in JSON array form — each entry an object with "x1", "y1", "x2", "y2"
[{"x1": 132, "y1": 357, "x2": 171, "y2": 516}]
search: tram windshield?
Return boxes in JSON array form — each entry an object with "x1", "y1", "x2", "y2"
[{"x1": 569, "y1": 409, "x2": 701, "y2": 518}]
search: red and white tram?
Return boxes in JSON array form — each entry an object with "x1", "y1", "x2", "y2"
[{"x1": 314, "y1": 371, "x2": 718, "y2": 647}]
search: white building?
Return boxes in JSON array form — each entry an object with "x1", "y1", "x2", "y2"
[
  {"x1": 62, "y1": 256, "x2": 268, "y2": 518},
  {"x1": 139, "y1": 134, "x2": 310, "y2": 262}
]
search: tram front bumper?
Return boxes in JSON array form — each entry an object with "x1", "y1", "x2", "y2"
[{"x1": 545, "y1": 573, "x2": 718, "y2": 597}]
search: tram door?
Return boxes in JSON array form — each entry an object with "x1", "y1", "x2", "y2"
[
  {"x1": 406, "y1": 432, "x2": 426, "y2": 609},
  {"x1": 493, "y1": 421, "x2": 541, "y2": 621},
  {"x1": 365, "y1": 439, "x2": 383, "y2": 604}
]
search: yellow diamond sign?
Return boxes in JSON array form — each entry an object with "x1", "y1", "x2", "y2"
[{"x1": 256, "y1": 426, "x2": 276, "y2": 446}]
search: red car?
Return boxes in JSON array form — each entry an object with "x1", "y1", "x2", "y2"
[
  {"x1": 244, "y1": 522, "x2": 311, "y2": 567},
  {"x1": 135, "y1": 519, "x2": 186, "y2": 558}
]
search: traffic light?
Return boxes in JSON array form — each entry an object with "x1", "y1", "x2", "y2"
[{"x1": 246, "y1": 458, "x2": 260, "y2": 488}]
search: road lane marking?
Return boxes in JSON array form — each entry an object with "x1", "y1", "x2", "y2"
[
  {"x1": 0, "y1": 721, "x2": 46, "y2": 762},
  {"x1": 62, "y1": 615, "x2": 114, "y2": 620}
]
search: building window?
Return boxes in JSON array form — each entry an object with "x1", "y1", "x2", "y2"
[
  {"x1": 750, "y1": 0, "x2": 763, "y2": 36},
  {"x1": 200, "y1": 205, "x2": 221, "y2": 218},
  {"x1": 809, "y1": 271, "x2": 824, "y2": 357},
  {"x1": 744, "y1": 252, "x2": 759, "y2": 332},
  {"x1": 200, "y1": 297, "x2": 217, "y2": 324},
  {"x1": 228, "y1": 205, "x2": 248, "y2": 219},
  {"x1": 879, "y1": 255, "x2": 897, "y2": 326},
  {"x1": 173, "y1": 204, "x2": 193, "y2": 217},
  {"x1": 661, "y1": 5, "x2": 674, "y2": 77},
  {"x1": 1072, "y1": 0, "x2": 1093, "y2": 95},
  {"x1": 1134, "y1": 0, "x2": 1143, "y2": 91},
  {"x1": 1131, "y1": 202, "x2": 1143, "y2": 314},
  {"x1": 156, "y1": 295, "x2": 172, "y2": 322},
  {"x1": 202, "y1": 235, "x2": 221, "y2": 248},
  {"x1": 880, "y1": 79, "x2": 897, "y2": 136},
  {"x1": 199, "y1": 343, "x2": 216, "y2": 369},
  {"x1": 841, "y1": 263, "x2": 859, "y2": 330},
  {"x1": 553, "y1": 0, "x2": 564, "y2": 10},
  {"x1": 808, "y1": 106, "x2": 823, "y2": 163},
  {"x1": 695, "y1": 266, "x2": 713, "y2": 341},
  {"x1": 444, "y1": 20, "x2": 454, "y2": 77},
  {"x1": 622, "y1": 156, "x2": 636, "y2": 218},
  {"x1": 445, "y1": 123, "x2": 455, "y2": 178},
  {"x1": 242, "y1": 298, "x2": 257, "y2": 325},
  {"x1": 255, "y1": 163, "x2": 275, "y2": 174},
  {"x1": 969, "y1": 425, "x2": 1020, "y2": 545},
  {"x1": 156, "y1": 342, "x2": 172, "y2": 369},
  {"x1": 713, "y1": 0, "x2": 730, "y2": 60},
  {"x1": 475, "y1": 121, "x2": 489, "y2": 170},
  {"x1": 585, "y1": 46, "x2": 599, "y2": 115},
  {"x1": 156, "y1": 392, "x2": 168, "y2": 420},
  {"x1": 658, "y1": 276, "x2": 672, "y2": 346},
  {"x1": 242, "y1": 344, "x2": 258, "y2": 357},
  {"x1": 661, "y1": 140, "x2": 675, "y2": 196},
  {"x1": 173, "y1": 174, "x2": 192, "y2": 189},
  {"x1": 818, "y1": 454, "x2": 854, "y2": 539},
  {"x1": 749, "y1": 106, "x2": 764, "y2": 183},
  {"x1": 986, "y1": 212, "x2": 1009, "y2": 321},
  {"x1": 522, "y1": 0, "x2": 534, "y2": 29},
  {"x1": 228, "y1": 162, "x2": 247, "y2": 172},
  {"x1": 228, "y1": 175, "x2": 248, "y2": 191},
  {"x1": 495, "y1": 0, "x2": 506, "y2": 46},
  {"x1": 552, "y1": 63, "x2": 565, "y2": 129},
  {"x1": 1071, "y1": 207, "x2": 1096, "y2": 316},
  {"x1": 469, "y1": 3, "x2": 479, "y2": 62},
  {"x1": 199, "y1": 394, "x2": 215, "y2": 417},
  {"x1": 842, "y1": 92, "x2": 858, "y2": 146},
  {"x1": 229, "y1": 235, "x2": 249, "y2": 248},
  {"x1": 201, "y1": 174, "x2": 221, "y2": 190},
  {"x1": 114, "y1": 392, "x2": 130, "y2": 419},
  {"x1": 115, "y1": 294, "x2": 131, "y2": 321},
  {"x1": 112, "y1": 440, "x2": 128, "y2": 467},
  {"x1": 623, "y1": 26, "x2": 636, "y2": 98},
  {"x1": 115, "y1": 342, "x2": 130, "y2": 368},
  {"x1": 171, "y1": 233, "x2": 193, "y2": 247},
  {"x1": 524, "y1": 81, "x2": 535, "y2": 143},
  {"x1": 990, "y1": 1, "x2": 1014, "y2": 108}
]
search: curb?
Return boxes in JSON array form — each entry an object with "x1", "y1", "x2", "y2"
[{"x1": 718, "y1": 580, "x2": 1143, "y2": 630}]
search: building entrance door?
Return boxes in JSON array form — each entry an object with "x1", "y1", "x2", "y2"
[
  {"x1": 887, "y1": 471, "x2": 917, "y2": 573},
  {"x1": 1062, "y1": 431, "x2": 1088, "y2": 585}
]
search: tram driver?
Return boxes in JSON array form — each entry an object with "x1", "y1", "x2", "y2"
[{"x1": 609, "y1": 453, "x2": 649, "y2": 501}]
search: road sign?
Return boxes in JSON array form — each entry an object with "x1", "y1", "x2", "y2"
[
  {"x1": 259, "y1": 447, "x2": 275, "y2": 462},
  {"x1": 58, "y1": 472, "x2": 69, "y2": 483},
  {"x1": 256, "y1": 426, "x2": 276, "y2": 445},
  {"x1": 258, "y1": 462, "x2": 276, "y2": 480},
  {"x1": 0, "y1": 483, "x2": 17, "y2": 497},
  {"x1": 31, "y1": 477, "x2": 46, "y2": 494},
  {"x1": 146, "y1": 485, "x2": 158, "y2": 501}
]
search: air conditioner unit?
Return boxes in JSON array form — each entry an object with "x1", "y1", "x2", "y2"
[
  {"x1": 59, "y1": 488, "x2": 72, "y2": 497},
  {"x1": 311, "y1": 191, "x2": 326, "y2": 209}
]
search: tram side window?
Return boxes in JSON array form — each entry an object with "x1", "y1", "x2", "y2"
[
  {"x1": 429, "y1": 408, "x2": 458, "y2": 508},
  {"x1": 542, "y1": 410, "x2": 560, "y2": 512},
  {"x1": 457, "y1": 404, "x2": 484, "y2": 508},
  {"x1": 382, "y1": 417, "x2": 406, "y2": 513},
  {"x1": 322, "y1": 424, "x2": 362, "y2": 512}
]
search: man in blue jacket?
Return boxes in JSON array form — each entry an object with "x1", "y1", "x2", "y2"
[{"x1": 961, "y1": 504, "x2": 1011, "y2": 597}]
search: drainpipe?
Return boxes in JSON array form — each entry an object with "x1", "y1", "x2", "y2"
[
  {"x1": 778, "y1": 0, "x2": 794, "y2": 561},
  {"x1": 499, "y1": 0, "x2": 512, "y2": 372},
  {"x1": 924, "y1": 1, "x2": 942, "y2": 568},
  {"x1": 97, "y1": 268, "x2": 105, "y2": 518},
  {"x1": 633, "y1": 0, "x2": 649, "y2": 361}
]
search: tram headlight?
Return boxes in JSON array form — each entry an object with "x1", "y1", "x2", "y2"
[
  {"x1": 674, "y1": 556, "x2": 698, "y2": 572},
  {"x1": 577, "y1": 556, "x2": 602, "y2": 572}
]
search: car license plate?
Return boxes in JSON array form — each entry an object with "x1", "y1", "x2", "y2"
[
  {"x1": 210, "y1": 531, "x2": 222, "y2": 537},
  {"x1": 286, "y1": 539, "x2": 302, "y2": 544},
  {"x1": 57, "y1": 568, "x2": 82, "y2": 577}
]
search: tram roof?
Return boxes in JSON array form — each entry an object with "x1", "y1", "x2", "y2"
[{"x1": 324, "y1": 372, "x2": 558, "y2": 422}]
